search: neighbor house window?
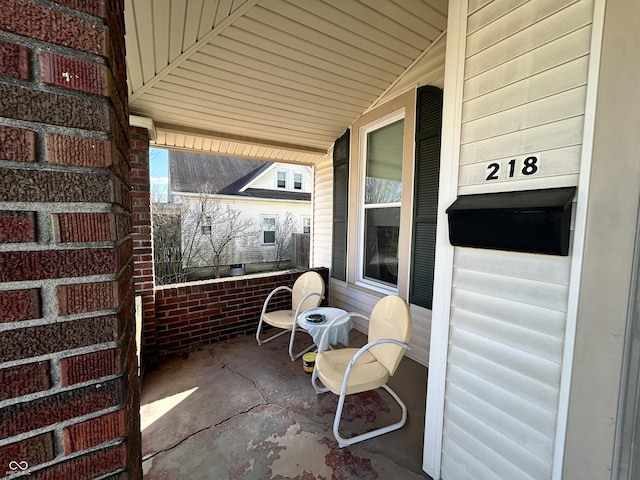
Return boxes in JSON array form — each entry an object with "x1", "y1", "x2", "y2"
[
  {"x1": 201, "y1": 215, "x2": 211, "y2": 235},
  {"x1": 276, "y1": 171, "x2": 287, "y2": 189},
  {"x1": 263, "y1": 216, "x2": 276, "y2": 244},
  {"x1": 302, "y1": 216, "x2": 311, "y2": 234},
  {"x1": 358, "y1": 111, "x2": 404, "y2": 289},
  {"x1": 293, "y1": 173, "x2": 303, "y2": 190}
]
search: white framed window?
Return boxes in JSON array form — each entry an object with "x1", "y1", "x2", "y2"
[
  {"x1": 262, "y1": 216, "x2": 276, "y2": 244},
  {"x1": 276, "y1": 170, "x2": 287, "y2": 189},
  {"x1": 201, "y1": 215, "x2": 211, "y2": 235},
  {"x1": 302, "y1": 216, "x2": 311, "y2": 234},
  {"x1": 293, "y1": 172, "x2": 303, "y2": 190},
  {"x1": 357, "y1": 110, "x2": 404, "y2": 291}
]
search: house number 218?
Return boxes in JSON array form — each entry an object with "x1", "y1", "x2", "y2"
[{"x1": 486, "y1": 156, "x2": 539, "y2": 181}]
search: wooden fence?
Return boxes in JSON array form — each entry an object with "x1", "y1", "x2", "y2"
[{"x1": 291, "y1": 233, "x2": 310, "y2": 268}]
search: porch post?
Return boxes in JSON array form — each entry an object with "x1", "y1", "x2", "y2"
[{"x1": 0, "y1": 1, "x2": 141, "y2": 478}]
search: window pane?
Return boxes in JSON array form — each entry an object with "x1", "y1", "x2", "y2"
[
  {"x1": 277, "y1": 171, "x2": 286, "y2": 188},
  {"x1": 294, "y1": 173, "x2": 302, "y2": 190},
  {"x1": 363, "y1": 207, "x2": 400, "y2": 285},
  {"x1": 263, "y1": 217, "x2": 275, "y2": 230},
  {"x1": 365, "y1": 119, "x2": 403, "y2": 204},
  {"x1": 263, "y1": 217, "x2": 276, "y2": 244},
  {"x1": 263, "y1": 231, "x2": 275, "y2": 244}
]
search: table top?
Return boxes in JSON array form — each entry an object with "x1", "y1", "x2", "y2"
[{"x1": 297, "y1": 307, "x2": 349, "y2": 329}]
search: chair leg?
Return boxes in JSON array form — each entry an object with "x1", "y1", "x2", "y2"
[
  {"x1": 333, "y1": 384, "x2": 408, "y2": 448},
  {"x1": 311, "y1": 365, "x2": 329, "y2": 394},
  {"x1": 288, "y1": 324, "x2": 315, "y2": 361}
]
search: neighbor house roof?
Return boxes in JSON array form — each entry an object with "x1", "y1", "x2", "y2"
[{"x1": 169, "y1": 151, "x2": 311, "y2": 201}]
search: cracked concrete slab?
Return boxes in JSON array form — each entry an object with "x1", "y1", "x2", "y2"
[
  {"x1": 140, "y1": 348, "x2": 265, "y2": 460},
  {"x1": 141, "y1": 333, "x2": 432, "y2": 479}
]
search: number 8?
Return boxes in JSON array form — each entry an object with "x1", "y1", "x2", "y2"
[{"x1": 522, "y1": 156, "x2": 538, "y2": 175}]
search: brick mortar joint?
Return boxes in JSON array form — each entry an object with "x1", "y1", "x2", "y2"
[
  {"x1": 0, "y1": 341, "x2": 118, "y2": 373},
  {"x1": 0, "y1": 396, "x2": 122, "y2": 448}
]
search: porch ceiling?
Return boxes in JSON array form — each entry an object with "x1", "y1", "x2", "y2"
[{"x1": 124, "y1": 0, "x2": 447, "y2": 165}]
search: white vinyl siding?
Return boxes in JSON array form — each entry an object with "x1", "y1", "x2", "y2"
[
  {"x1": 311, "y1": 153, "x2": 333, "y2": 270},
  {"x1": 440, "y1": 1, "x2": 595, "y2": 478},
  {"x1": 248, "y1": 164, "x2": 313, "y2": 192},
  {"x1": 458, "y1": 0, "x2": 593, "y2": 195}
]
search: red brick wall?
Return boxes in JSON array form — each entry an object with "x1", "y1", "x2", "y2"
[
  {"x1": 0, "y1": 1, "x2": 141, "y2": 478},
  {"x1": 154, "y1": 268, "x2": 329, "y2": 358},
  {"x1": 130, "y1": 127, "x2": 157, "y2": 368}
]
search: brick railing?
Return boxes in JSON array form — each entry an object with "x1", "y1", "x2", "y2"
[{"x1": 152, "y1": 268, "x2": 329, "y2": 359}]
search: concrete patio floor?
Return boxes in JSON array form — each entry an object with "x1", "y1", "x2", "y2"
[{"x1": 140, "y1": 330, "x2": 433, "y2": 479}]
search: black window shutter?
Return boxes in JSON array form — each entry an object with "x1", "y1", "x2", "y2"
[
  {"x1": 410, "y1": 86, "x2": 443, "y2": 309},
  {"x1": 332, "y1": 130, "x2": 350, "y2": 281}
]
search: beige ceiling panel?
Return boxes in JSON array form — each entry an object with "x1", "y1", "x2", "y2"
[
  {"x1": 177, "y1": 58, "x2": 368, "y2": 114},
  {"x1": 124, "y1": 0, "x2": 143, "y2": 94},
  {"x1": 230, "y1": 16, "x2": 398, "y2": 83},
  {"x1": 146, "y1": 87, "x2": 347, "y2": 134},
  {"x1": 183, "y1": 0, "x2": 204, "y2": 47},
  {"x1": 139, "y1": 96, "x2": 339, "y2": 141},
  {"x1": 215, "y1": 0, "x2": 235, "y2": 25},
  {"x1": 295, "y1": 0, "x2": 424, "y2": 56},
  {"x1": 152, "y1": 0, "x2": 171, "y2": 72},
  {"x1": 366, "y1": 0, "x2": 444, "y2": 37},
  {"x1": 126, "y1": 0, "x2": 448, "y2": 159},
  {"x1": 201, "y1": 37, "x2": 383, "y2": 97},
  {"x1": 198, "y1": 0, "x2": 219, "y2": 38},
  {"x1": 187, "y1": 49, "x2": 373, "y2": 107},
  {"x1": 247, "y1": 5, "x2": 405, "y2": 75},
  {"x1": 264, "y1": 0, "x2": 415, "y2": 66},
  {"x1": 222, "y1": 25, "x2": 390, "y2": 89},
  {"x1": 168, "y1": 0, "x2": 188, "y2": 62},
  {"x1": 322, "y1": 0, "x2": 433, "y2": 45},
  {"x1": 160, "y1": 74, "x2": 353, "y2": 126}
]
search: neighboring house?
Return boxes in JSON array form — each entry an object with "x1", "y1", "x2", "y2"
[{"x1": 168, "y1": 151, "x2": 312, "y2": 272}]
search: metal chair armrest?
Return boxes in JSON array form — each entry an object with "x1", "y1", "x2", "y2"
[
  {"x1": 340, "y1": 338, "x2": 410, "y2": 396},
  {"x1": 259, "y1": 285, "x2": 293, "y2": 319}
]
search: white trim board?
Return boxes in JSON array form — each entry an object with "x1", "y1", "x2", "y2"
[{"x1": 423, "y1": 0, "x2": 467, "y2": 477}]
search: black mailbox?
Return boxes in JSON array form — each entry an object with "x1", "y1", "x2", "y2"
[{"x1": 446, "y1": 187, "x2": 576, "y2": 256}]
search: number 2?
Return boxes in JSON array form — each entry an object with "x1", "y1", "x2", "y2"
[{"x1": 486, "y1": 162, "x2": 500, "y2": 180}]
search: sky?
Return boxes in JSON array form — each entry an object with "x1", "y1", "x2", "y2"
[{"x1": 150, "y1": 148, "x2": 169, "y2": 202}]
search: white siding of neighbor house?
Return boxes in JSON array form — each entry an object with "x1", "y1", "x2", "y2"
[
  {"x1": 439, "y1": 1, "x2": 595, "y2": 479},
  {"x1": 179, "y1": 195, "x2": 311, "y2": 266},
  {"x1": 311, "y1": 34, "x2": 447, "y2": 367},
  {"x1": 246, "y1": 163, "x2": 313, "y2": 192}
]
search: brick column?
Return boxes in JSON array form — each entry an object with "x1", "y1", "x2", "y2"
[
  {"x1": 130, "y1": 127, "x2": 157, "y2": 368},
  {"x1": 0, "y1": 1, "x2": 141, "y2": 479}
]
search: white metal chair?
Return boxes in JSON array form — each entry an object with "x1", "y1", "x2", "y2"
[
  {"x1": 311, "y1": 295, "x2": 412, "y2": 448},
  {"x1": 255, "y1": 271, "x2": 325, "y2": 361}
]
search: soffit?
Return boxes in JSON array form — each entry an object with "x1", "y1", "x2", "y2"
[{"x1": 125, "y1": 0, "x2": 448, "y2": 164}]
